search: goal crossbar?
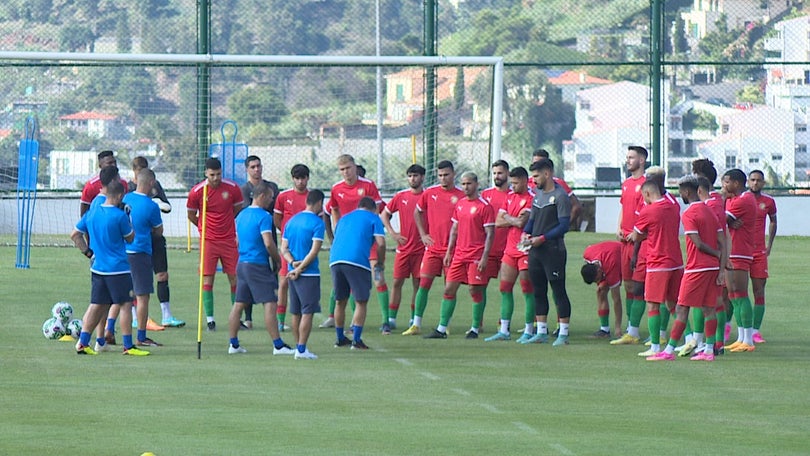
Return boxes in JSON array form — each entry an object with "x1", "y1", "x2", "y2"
[{"x1": 0, "y1": 52, "x2": 504, "y2": 160}]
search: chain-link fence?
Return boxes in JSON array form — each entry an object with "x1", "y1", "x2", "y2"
[{"x1": 0, "y1": 0, "x2": 807, "y2": 246}]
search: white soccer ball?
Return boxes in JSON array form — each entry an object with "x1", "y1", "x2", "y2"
[
  {"x1": 51, "y1": 302, "x2": 74, "y2": 324},
  {"x1": 42, "y1": 317, "x2": 67, "y2": 340},
  {"x1": 66, "y1": 319, "x2": 83, "y2": 338}
]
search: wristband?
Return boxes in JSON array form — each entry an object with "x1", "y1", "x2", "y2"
[{"x1": 82, "y1": 248, "x2": 94, "y2": 259}]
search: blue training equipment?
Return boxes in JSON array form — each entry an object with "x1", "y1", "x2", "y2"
[
  {"x1": 16, "y1": 117, "x2": 39, "y2": 269},
  {"x1": 208, "y1": 120, "x2": 248, "y2": 186}
]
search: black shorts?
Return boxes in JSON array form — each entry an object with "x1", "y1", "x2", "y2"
[
  {"x1": 151, "y1": 234, "x2": 168, "y2": 274},
  {"x1": 330, "y1": 263, "x2": 372, "y2": 302},
  {"x1": 127, "y1": 252, "x2": 154, "y2": 295},
  {"x1": 289, "y1": 275, "x2": 321, "y2": 315},
  {"x1": 91, "y1": 272, "x2": 133, "y2": 305},
  {"x1": 235, "y1": 262, "x2": 278, "y2": 304}
]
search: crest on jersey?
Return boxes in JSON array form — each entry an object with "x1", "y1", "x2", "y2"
[
  {"x1": 759, "y1": 202, "x2": 766, "y2": 210},
  {"x1": 451, "y1": 196, "x2": 459, "y2": 204},
  {"x1": 470, "y1": 206, "x2": 477, "y2": 214},
  {"x1": 222, "y1": 191, "x2": 230, "y2": 200},
  {"x1": 635, "y1": 184, "x2": 641, "y2": 192},
  {"x1": 519, "y1": 199, "x2": 526, "y2": 207},
  {"x1": 358, "y1": 189, "x2": 365, "y2": 196},
  {"x1": 549, "y1": 196, "x2": 555, "y2": 204}
]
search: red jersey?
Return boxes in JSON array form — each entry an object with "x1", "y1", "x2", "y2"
[
  {"x1": 619, "y1": 175, "x2": 646, "y2": 236},
  {"x1": 326, "y1": 177, "x2": 384, "y2": 216},
  {"x1": 81, "y1": 176, "x2": 129, "y2": 205},
  {"x1": 705, "y1": 191, "x2": 725, "y2": 225},
  {"x1": 634, "y1": 197, "x2": 683, "y2": 271},
  {"x1": 274, "y1": 188, "x2": 309, "y2": 233},
  {"x1": 502, "y1": 189, "x2": 535, "y2": 257},
  {"x1": 451, "y1": 197, "x2": 495, "y2": 262},
  {"x1": 725, "y1": 192, "x2": 758, "y2": 260},
  {"x1": 416, "y1": 184, "x2": 466, "y2": 254},
  {"x1": 384, "y1": 188, "x2": 425, "y2": 255},
  {"x1": 187, "y1": 179, "x2": 244, "y2": 241},
  {"x1": 583, "y1": 241, "x2": 622, "y2": 288},
  {"x1": 481, "y1": 186, "x2": 510, "y2": 259},
  {"x1": 747, "y1": 191, "x2": 776, "y2": 252},
  {"x1": 682, "y1": 201, "x2": 722, "y2": 273}
]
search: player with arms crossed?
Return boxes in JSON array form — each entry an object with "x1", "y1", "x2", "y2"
[
  {"x1": 380, "y1": 164, "x2": 426, "y2": 332},
  {"x1": 187, "y1": 158, "x2": 244, "y2": 332},
  {"x1": 485, "y1": 166, "x2": 536, "y2": 342},
  {"x1": 402, "y1": 161, "x2": 465, "y2": 335}
]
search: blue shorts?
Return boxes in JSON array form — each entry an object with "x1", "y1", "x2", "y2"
[
  {"x1": 91, "y1": 273, "x2": 133, "y2": 305},
  {"x1": 128, "y1": 252, "x2": 154, "y2": 295},
  {"x1": 289, "y1": 275, "x2": 321, "y2": 315},
  {"x1": 235, "y1": 262, "x2": 278, "y2": 304},
  {"x1": 330, "y1": 262, "x2": 372, "y2": 303}
]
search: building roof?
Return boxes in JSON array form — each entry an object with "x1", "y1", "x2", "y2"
[
  {"x1": 59, "y1": 111, "x2": 117, "y2": 121},
  {"x1": 547, "y1": 71, "x2": 611, "y2": 86}
]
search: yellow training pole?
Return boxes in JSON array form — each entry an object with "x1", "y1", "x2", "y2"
[
  {"x1": 411, "y1": 135, "x2": 416, "y2": 164},
  {"x1": 186, "y1": 218, "x2": 192, "y2": 252},
  {"x1": 196, "y1": 184, "x2": 208, "y2": 359}
]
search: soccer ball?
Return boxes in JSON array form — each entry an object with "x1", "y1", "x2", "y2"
[
  {"x1": 66, "y1": 319, "x2": 83, "y2": 338},
  {"x1": 51, "y1": 302, "x2": 73, "y2": 324},
  {"x1": 42, "y1": 317, "x2": 67, "y2": 340}
]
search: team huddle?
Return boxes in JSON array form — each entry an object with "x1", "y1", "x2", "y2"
[{"x1": 69, "y1": 146, "x2": 776, "y2": 361}]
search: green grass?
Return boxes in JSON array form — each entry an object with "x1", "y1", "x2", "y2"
[{"x1": 3, "y1": 232, "x2": 810, "y2": 455}]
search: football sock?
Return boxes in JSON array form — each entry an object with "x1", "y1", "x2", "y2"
[
  {"x1": 349, "y1": 295, "x2": 356, "y2": 313},
  {"x1": 277, "y1": 305, "x2": 286, "y2": 325},
  {"x1": 733, "y1": 295, "x2": 753, "y2": 328},
  {"x1": 705, "y1": 316, "x2": 717, "y2": 348},
  {"x1": 659, "y1": 304, "x2": 671, "y2": 336},
  {"x1": 352, "y1": 325, "x2": 364, "y2": 342},
  {"x1": 439, "y1": 294, "x2": 457, "y2": 327},
  {"x1": 471, "y1": 291, "x2": 485, "y2": 330},
  {"x1": 388, "y1": 300, "x2": 399, "y2": 321},
  {"x1": 203, "y1": 284, "x2": 214, "y2": 318},
  {"x1": 79, "y1": 331, "x2": 91, "y2": 347},
  {"x1": 230, "y1": 337, "x2": 239, "y2": 348},
  {"x1": 559, "y1": 322, "x2": 569, "y2": 336},
  {"x1": 137, "y1": 329, "x2": 146, "y2": 342},
  {"x1": 668, "y1": 320, "x2": 686, "y2": 349},
  {"x1": 328, "y1": 289, "x2": 336, "y2": 317},
  {"x1": 523, "y1": 293, "x2": 535, "y2": 325},
  {"x1": 244, "y1": 304, "x2": 253, "y2": 322},
  {"x1": 377, "y1": 285, "x2": 389, "y2": 325},
  {"x1": 122, "y1": 335, "x2": 133, "y2": 350},
  {"x1": 715, "y1": 308, "x2": 726, "y2": 343},
  {"x1": 160, "y1": 302, "x2": 171, "y2": 321},
  {"x1": 692, "y1": 308, "x2": 705, "y2": 333},
  {"x1": 106, "y1": 318, "x2": 116, "y2": 334},
  {"x1": 230, "y1": 285, "x2": 236, "y2": 305},
  {"x1": 647, "y1": 305, "x2": 661, "y2": 344},
  {"x1": 598, "y1": 308, "x2": 610, "y2": 331},
  {"x1": 629, "y1": 298, "x2": 645, "y2": 328},
  {"x1": 500, "y1": 290, "x2": 515, "y2": 323},
  {"x1": 95, "y1": 336, "x2": 105, "y2": 347},
  {"x1": 272, "y1": 338, "x2": 284, "y2": 349},
  {"x1": 414, "y1": 287, "x2": 430, "y2": 318},
  {"x1": 537, "y1": 321, "x2": 548, "y2": 335},
  {"x1": 500, "y1": 319, "x2": 510, "y2": 334},
  {"x1": 753, "y1": 296, "x2": 765, "y2": 330},
  {"x1": 335, "y1": 327, "x2": 345, "y2": 341},
  {"x1": 296, "y1": 344, "x2": 306, "y2": 353}
]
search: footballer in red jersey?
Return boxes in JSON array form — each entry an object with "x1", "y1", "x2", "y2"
[
  {"x1": 481, "y1": 160, "x2": 511, "y2": 281},
  {"x1": 746, "y1": 170, "x2": 777, "y2": 343},
  {"x1": 581, "y1": 241, "x2": 623, "y2": 338}
]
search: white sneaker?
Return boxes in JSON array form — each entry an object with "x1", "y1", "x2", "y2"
[
  {"x1": 273, "y1": 344, "x2": 295, "y2": 355},
  {"x1": 228, "y1": 344, "x2": 247, "y2": 354},
  {"x1": 94, "y1": 342, "x2": 111, "y2": 352},
  {"x1": 294, "y1": 350, "x2": 318, "y2": 360},
  {"x1": 319, "y1": 317, "x2": 336, "y2": 328}
]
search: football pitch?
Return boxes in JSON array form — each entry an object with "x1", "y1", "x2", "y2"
[{"x1": 2, "y1": 232, "x2": 809, "y2": 455}]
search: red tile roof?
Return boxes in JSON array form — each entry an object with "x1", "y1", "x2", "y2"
[
  {"x1": 59, "y1": 111, "x2": 117, "y2": 121},
  {"x1": 548, "y1": 71, "x2": 611, "y2": 86}
]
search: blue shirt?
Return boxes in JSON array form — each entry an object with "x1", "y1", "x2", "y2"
[
  {"x1": 89, "y1": 193, "x2": 106, "y2": 212},
  {"x1": 75, "y1": 204, "x2": 133, "y2": 275},
  {"x1": 235, "y1": 206, "x2": 274, "y2": 265},
  {"x1": 282, "y1": 210, "x2": 325, "y2": 276},
  {"x1": 329, "y1": 208, "x2": 384, "y2": 271},
  {"x1": 122, "y1": 192, "x2": 162, "y2": 254}
]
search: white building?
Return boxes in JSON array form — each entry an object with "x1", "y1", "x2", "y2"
[
  {"x1": 49, "y1": 150, "x2": 98, "y2": 190},
  {"x1": 682, "y1": 0, "x2": 789, "y2": 49}
]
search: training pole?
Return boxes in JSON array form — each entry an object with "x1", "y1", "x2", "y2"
[{"x1": 196, "y1": 184, "x2": 208, "y2": 359}]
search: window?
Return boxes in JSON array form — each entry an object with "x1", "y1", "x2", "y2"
[
  {"x1": 749, "y1": 157, "x2": 759, "y2": 164},
  {"x1": 395, "y1": 84, "x2": 404, "y2": 102},
  {"x1": 725, "y1": 155, "x2": 737, "y2": 169},
  {"x1": 579, "y1": 100, "x2": 591, "y2": 110},
  {"x1": 56, "y1": 158, "x2": 69, "y2": 174},
  {"x1": 796, "y1": 144, "x2": 807, "y2": 154},
  {"x1": 576, "y1": 153, "x2": 593, "y2": 163},
  {"x1": 721, "y1": 124, "x2": 729, "y2": 134},
  {"x1": 797, "y1": 124, "x2": 807, "y2": 132},
  {"x1": 772, "y1": 154, "x2": 783, "y2": 161}
]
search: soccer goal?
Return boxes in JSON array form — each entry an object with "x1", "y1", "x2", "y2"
[{"x1": 0, "y1": 51, "x2": 503, "y2": 248}]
